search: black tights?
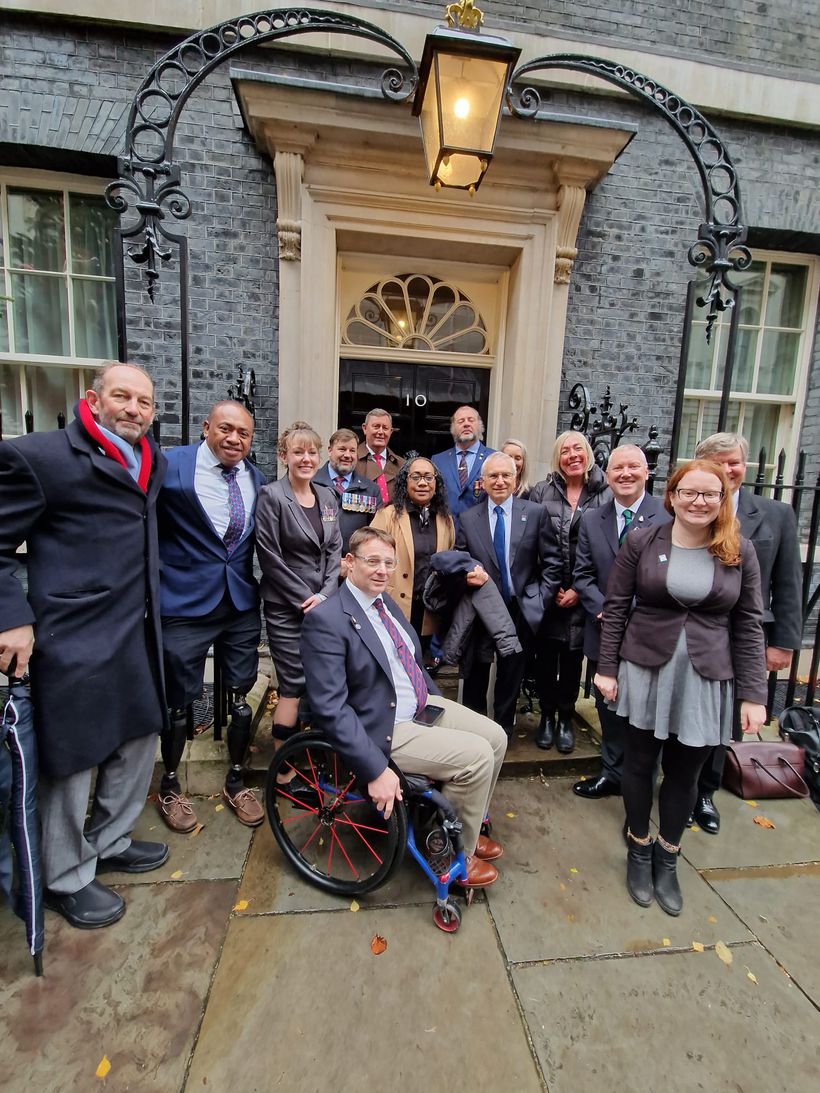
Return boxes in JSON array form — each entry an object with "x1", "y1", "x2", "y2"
[{"x1": 622, "y1": 725, "x2": 712, "y2": 847}]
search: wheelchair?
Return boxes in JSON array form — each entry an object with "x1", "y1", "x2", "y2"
[{"x1": 265, "y1": 731, "x2": 477, "y2": 932}]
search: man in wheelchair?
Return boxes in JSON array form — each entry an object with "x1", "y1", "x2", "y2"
[{"x1": 301, "y1": 527, "x2": 507, "y2": 887}]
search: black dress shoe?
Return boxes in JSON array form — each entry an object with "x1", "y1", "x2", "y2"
[
  {"x1": 98, "y1": 839, "x2": 170, "y2": 874},
  {"x1": 535, "y1": 714, "x2": 555, "y2": 750},
  {"x1": 555, "y1": 715, "x2": 576, "y2": 754},
  {"x1": 573, "y1": 775, "x2": 621, "y2": 799},
  {"x1": 44, "y1": 879, "x2": 125, "y2": 929},
  {"x1": 693, "y1": 794, "x2": 720, "y2": 835}
]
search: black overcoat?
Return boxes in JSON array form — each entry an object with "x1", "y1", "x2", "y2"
[{"x1": 0, "y1": 418, "x2": 168, "y2": 778}]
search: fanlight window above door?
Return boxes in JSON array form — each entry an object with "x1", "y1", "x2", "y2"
[{"x1": 342, "y1": 274, "x2": 489, "y2": 354}]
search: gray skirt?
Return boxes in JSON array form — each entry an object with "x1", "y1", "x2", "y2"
[
  {"x1": 611, "y1": 629, "x2": 734, "y2": 747},
  {"x1": 263, "y1": 601, "x2": 307, "y2": 697}
]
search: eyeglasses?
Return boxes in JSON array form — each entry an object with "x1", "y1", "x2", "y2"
[
  {"x1": 354, "y1": 555, "x2": 398, "y2": 570},
  {"x1": 675, "y1": 488, "x2": 724, "y2": 504},
  {"x1": 407, "y1": 473, "x2": 435, "y2": 483}
]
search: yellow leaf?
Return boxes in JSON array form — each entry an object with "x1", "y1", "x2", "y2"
[
  {"x1": 715, "y1": 940, "x2": 733, "y2": 966},
  {"x1": 370, "y1": 934, "x2": 388, "y2": 955},
  {"x1": 214, "y1": 803, "x2": 224, "y2": 812},
  {"x1": 578, "y1": 776, "x2": 587, "y2": 782},
  {"x1": 744, "y1": 800, "x2": 758, "y2": 807},
  {"x1": 233, "y1": 899, "x2": 249, "y2": 912},
  {"x1": 189, "y1": 823, "x2": 204, "y2": 838},
  {"x1": 567, "y1": 913, "x2": 576, "y2": 923},
  {"x1": 559, "y1": 882, "x2": 566, "y2": 892},
  {"x1": 692, "y1": 941, "x2": 705, "y2": 953},
  {"x1": 663, "y1": 938, "x2": 671, "y2": 947},
  {"x1": 708, "y1": 915, "x2": 717, "y2": 924},
  {"x1": 745, "y1": 967, "x2": 758, "y2": 985},
  {"x1": 170, "y1": 870, "x2": 183, "y2": 880},
  {"x1": 95, "y1": 1057, "x2": 111, "y2": 1079},
  {"x1": 570, "y1": 868, "x2": 578, "y2": 874},
  {"x1": 505, "y1": 812, "x2": 516, "y2": 818},
  {"x1": 349, "y1": 900, "x2": 360, "y2": 912},
  {"x1": 753, "y1": 815, "x2": 776, "y2": 829}
]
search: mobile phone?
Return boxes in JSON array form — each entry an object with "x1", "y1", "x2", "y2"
[{"x1": 413, "y1": 703, "x2": 444, "y2": 727}]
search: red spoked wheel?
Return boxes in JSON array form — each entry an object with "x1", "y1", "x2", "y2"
[{"x1": 265, "y1": 733, "x2": 406, "y2": 896}]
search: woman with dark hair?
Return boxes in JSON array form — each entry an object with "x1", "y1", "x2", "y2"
[
  {"x1": 371, "y1": 453, "x2": 455, "y2": 642},
  {"x1": 529, "y1": 431, "x2": 610, "y2": 752},
  {"x1": 595, "y1": 459, "x2": 767, "y2": 916}
]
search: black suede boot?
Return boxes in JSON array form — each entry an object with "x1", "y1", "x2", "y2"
[
  {"x1": 653, "y1": 840, "x2": 683, "y2": 916},
  {"x1": 626, "y1": 834, "x2": 654, "y2": 907},
  {"x1": 535, "y1": 712, "x2": 555, "y2": 749}
]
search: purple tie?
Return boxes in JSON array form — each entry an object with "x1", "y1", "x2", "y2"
[
  {"x1": 458, "y1": 451, "x2": 468, "y2": 490},
  {"x1": 334, "y1": 475, "x2": 345, "y2": 495},
  {"x1": 373, "y1": 597, "x2": 429, "y2": 715},
  {"x1": 222, "y1": 466, "x2": 245, "y2": 554}
]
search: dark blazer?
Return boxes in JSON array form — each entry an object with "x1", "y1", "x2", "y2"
[
  {"x1": 314, "y1": 462, "x2": 381, "y2": 553},
  {"x1": 573, "y1": 493, "x2": 671, "y2": 660},
  {"x1": 597, "y1": 523, "x2": 768, "y2": 704},
  {"x1": 737, "y1": 488, "x2": 802, "y2": 649},
  {"x1": 431, "y1": 443, "x2": 494, "y2": 525},
  {"x1": 455, "y1": 497, "x2": 562, "y2": 635},
  {"x1": 300, "y1": 584, "x2": 441, "y2": 783},
  {"x1": 255, "y1": 476, "x2": 342, "y2": 609},
  {"x1": 157, "y1": 442, "x2": 266, "y2": 617},
  {"x1": 0, "y1": 417, "x2": 168, "y2": 778},
  {"x1": 355, "y1": 443, "x2": 405, "y2": 501}
]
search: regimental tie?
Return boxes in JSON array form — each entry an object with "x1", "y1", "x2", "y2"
[
  {"x1": 373, "y1": 597, "x2": 429, "y2": 714},
  {"x1": 493, "y1": 505, "x2": 512, "y2": 602},
  {"x1": 222, "y1": 466, "x2": 245, "y2": 554},
  {"x1": 373, "y1": 452, "x2": 389, "y2": 504},
  {"x1": 333, "y1": 475, "x2": 345, "y2": 495},
  {"x1": 458, "y1": 451, "x2": 468, "y2": 490},
  {"x1": 619, "y1": 507, "x2": 634, "y2": 546}
]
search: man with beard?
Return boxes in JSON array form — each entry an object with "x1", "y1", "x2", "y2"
[
  {"x1": 0, "y1": 362, "x2": 168, "y2": 929},
  {"x1": 432, "y1": 405, "x2": 494, "y2": 528},
  {"x1": 355, "y1": 409, "x2": 405, "y2": 503},
  {"x1": 315, "y1": 428, "x2": 382, "y2": 564}
]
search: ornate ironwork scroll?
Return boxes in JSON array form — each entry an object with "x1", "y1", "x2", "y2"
[
  {"x1": 508, "y1": 56, "x2": 751, "y2": 341},
  {"x1": 568, "y1": 381, "x2": 662, "y2": 488}
]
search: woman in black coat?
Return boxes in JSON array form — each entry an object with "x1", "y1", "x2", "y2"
[{"x1": 529, "y1": 432, "x2": 609, "y2": 752}]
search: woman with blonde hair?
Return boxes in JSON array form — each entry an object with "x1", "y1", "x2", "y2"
[
  {"x1": 529, "y1": 431, "x2": 609, "y2": 751},
  {"x1": 255, "y1": 422, "x2": 342, "y2": 742},
  {"x1": 595, "y1": 459, "x2": 767, "y2": 915},
  {"x1": 500, "y1": 438, "x2": 531, "y2": 499}
]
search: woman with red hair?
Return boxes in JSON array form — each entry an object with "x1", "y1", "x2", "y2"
[{"x1": 595, "y1": 460, "x2": 767, "y2": 916}]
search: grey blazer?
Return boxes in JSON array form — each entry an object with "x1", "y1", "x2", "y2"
[
  {"x1": 255, "y1": 476, "x2": 342, "y2": 609},
  {"x1": 737, "y1": 488, "x2": 802, "y2": 650}
]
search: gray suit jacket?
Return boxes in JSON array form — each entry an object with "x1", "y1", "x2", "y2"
[
  {"x1": 737, "y1": 488, "x2": 802, "y2": 649},
  {"x1": 573, "y1": 493, "x2": 671, "y2": 661},
  {"x1": 255, "y1": 476, "x2": 342, "y2": 608}
]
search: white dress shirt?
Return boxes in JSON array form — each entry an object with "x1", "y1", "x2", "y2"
[
  {"x1": 488, "y1": 493, "x2": 514, "y2": 590},
  {"x1": 615, "y1": 493, "x2": 645, "y2": 540},
  {"x1": 194, "y1": 441, "x2": 255, "y2": 538},
  {"x1": 346, "y1": 579, "x2": 418, "y2": 725}
]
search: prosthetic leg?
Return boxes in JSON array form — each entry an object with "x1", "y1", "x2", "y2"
[
  {"x1": 156, "y1": 707, "x2": 199, "y2": 833},
  {"x1": 221, "y1": 691, "x2": 264, "y2": 827}
]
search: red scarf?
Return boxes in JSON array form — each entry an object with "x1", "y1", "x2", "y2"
[{"x1": 77, "y1": 398, "x2": 152, "y2": 493}]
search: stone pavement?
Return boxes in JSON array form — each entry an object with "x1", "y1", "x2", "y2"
[{"x1": 2, "y1": 767, "x2": 819, "y2": 1093}]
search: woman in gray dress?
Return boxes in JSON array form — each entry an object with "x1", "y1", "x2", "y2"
[
  {"x1": 255, "y1": 422, "x2": 342, "y2": 742},
  {"x1": 595, "y1": 459, "x2": 767, "y2": 915}
]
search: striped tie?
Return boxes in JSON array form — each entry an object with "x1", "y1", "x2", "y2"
[
  {"x1": 373, "y1": 597, "x2": 429, "y2": 715},
  {"x1": 458, "y1": 451, "x2": 468, "y2": 490}
]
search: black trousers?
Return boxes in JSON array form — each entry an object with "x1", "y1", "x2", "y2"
[
  {"x1": 623, "y1": 725, "x2": 712, "y2": 847},
  {"x1": 462, "y1": 601, "x2": 530, "y2": 731},
  {"x1": 535, "y1": 638, "x2": 584, "y2": 716}
]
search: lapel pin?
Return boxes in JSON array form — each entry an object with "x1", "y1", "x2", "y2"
[
  {"x1": 659, "y1": 553, "x2": 668, "y2": 563},
  {"x1": 638, "y1": 515, "x2": 644, "y2": 522}
]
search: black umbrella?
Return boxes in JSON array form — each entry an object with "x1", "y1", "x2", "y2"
[{"x1": 1, "y1": 674, "x2": 44, "y2": 976}]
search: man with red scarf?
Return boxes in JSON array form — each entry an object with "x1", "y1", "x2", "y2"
[{"x1": 0, "y1": 362, "x2": 169, "y2": 929}]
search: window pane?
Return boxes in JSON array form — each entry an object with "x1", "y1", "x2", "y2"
[
  {"x1": 685, "y1": 324, "x2": 715, "y2": 389},
  {"x1": 765, "y1": 263, "x2": 807, "y2": 329},
  {"x1": 734, "y1": 262, "x2": 765, "y2": 325},
  {"x1": 73, "y1": 278, "x2": 117, "y2": 358},
  {"x1": 25, "y1": 365, "x2": 79, "y2": 431},
  {"x1": 728, "y1": 326, "x2": 757, "y2": 393},
  {"x1": 678, "y1": 399, "x2": 699, "y2": 459},
  {"x1": 743, "y1": 403, "x2": 779, "y2": 466},
  {"x1": 700, "y1": 399, "x2": 740, "y2": 441},
  {"x1": 757, "y1": 330, "x2": 800, "y2": 395},
  {"x1": 0, "y1": 362, "x2": 23, "y2": 437},
  {"x1": 10, "y1": 272, "x2": 69, "y2": 355},
  {"x1": 0, "y1": 298, "x2": 8, "y2": 352},
  {"x1": 69, "y1": 194, "x2": 118, "y2": 277},
  {"x1": 8, "y1": 189, "x2": 66, "y2": 272}
]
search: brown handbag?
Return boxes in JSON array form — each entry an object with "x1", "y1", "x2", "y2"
[{"x1": 723, "y1": 737, "x2": 809, "y2": 800}]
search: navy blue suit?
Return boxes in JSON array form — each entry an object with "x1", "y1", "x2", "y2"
[
  {"x1": 432, "y1": 443, "x2": 495, "y2": 527},
  {"x1": 157, "y1": 443, "x2": 266, "y2": 617}
]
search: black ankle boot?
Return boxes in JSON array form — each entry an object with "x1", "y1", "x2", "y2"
[
  {"x1": 555, "y1": 714, "x2": 576, "y2": 754},
  {"x1": 653, "y1": 841, "x2": 683, "y2": 916},
  {"x1": 626, "y1": 835, "x2": 654, "y2": 907},
  {"x1": 535, "y1": 712, "x2": 555, "y2": 749}
]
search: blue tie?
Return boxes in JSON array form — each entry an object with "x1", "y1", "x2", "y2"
[{"x1": 493, "y1": 505, "x2": 511, "y2": 603}]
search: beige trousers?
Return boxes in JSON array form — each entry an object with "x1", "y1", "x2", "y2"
[{"x1": 389, "y1": 697, "x2": 507, "y2": 854}]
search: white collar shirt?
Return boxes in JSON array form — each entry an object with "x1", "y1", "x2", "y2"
[
  {"x1": 346, "y1": 579, "x2": 419, "y2": 725},
  {"x1": 455, "y1": 441, "x2": 481, "y2": 477},
  {"x1": 615, "y1": 493, "x2": 645, "y2": 539},
  {"x1": 194, "y1": 441, "x2": 256, "y2": 538}
]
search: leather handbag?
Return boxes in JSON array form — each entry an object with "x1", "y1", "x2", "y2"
[{"x1": 723, "y1": 736, "x2": 809, "y2": 800}]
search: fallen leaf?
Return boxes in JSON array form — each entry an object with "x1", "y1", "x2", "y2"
[
  {"x1": 349, "y1": 900, "x2": 360, "y2": 912},
  {"x1": 744, "y1": 800, "x2": 758, "y2": 808},
  {"x1": 233, "y1": 899, "x2": 250, "y2": 912},
  {"x1": 567, "y1": 914, "x2": 576, "y2": 923},
  {"x1": 170, "y1": 870, "x2": 184, "y2": 880},
  {"x1": 715, "y1": 940, "x2": 733, "y2": 966},
  {"x1": 95, "y1": 1056, "x2": 111, "y2": 1079},
  {"x1": 745, "y1": 966, "x2": 758, "y2": 984},
  {"x1": 663, "y1": 938, "x2": 671, "y2": 947},
  {"x1": 708, "y1": 915, "x2": 717, "y2": 924},
  {"x1": 570, "y1": 868, "x2": 578, "y2": 875},
  {"x1": 505, "y1": 812, "x2": 516, "y2": 818},
  {"x1": 578, "y1": 775, "x2": 587, "y2": 782},
  {"x1": 189, "y1": 823, "x2": 204, "y2": 838},
  {"x1": 214, "y1": 803, "x2": 224, "y2": 812},
  {"x1": 759, "y1": 915, "x2": 769, "y2": 923},
  {"x1": 692, "y1": 941, "x2": 705, "y2": 953},
  {"x1": 370, "y1": 935, "x2": 388, "y2": 955},
  {"x1": 559, "y1": 882, "x2": 566, "y2": 892},
  {"x1": 249, "y1": 745, "x2": 259, "y2": 754},
  {"x1": 753, "y1": 815, "x2": 776, "y2": 829},
  {"x1": 425, "y1": 1027, "x2": 436, "y2": 1033}
]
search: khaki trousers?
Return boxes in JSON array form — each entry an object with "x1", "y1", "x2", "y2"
[{"x1": 389, "y1": 697, "x2": 507, "y2": 854}]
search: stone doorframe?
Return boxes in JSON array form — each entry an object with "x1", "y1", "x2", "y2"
[{"x1": 233, "y1": 73, "x2": 634, "y2": 478}]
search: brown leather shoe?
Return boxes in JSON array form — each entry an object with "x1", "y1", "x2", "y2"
[
  {"x1": 222, "y1": 785, "x2": 264, "y2": 827},
  {"x1": 475, "y1": 834, "x2": 503, "y2": 861},
  {"x1": 156, "y1": 790, "x2": 198, "y2": 834},
  {"x1": 454, "y1": 855, "x2": 498, "y2": 888}
]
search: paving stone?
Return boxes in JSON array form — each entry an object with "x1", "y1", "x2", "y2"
[
  {"x1": 709, "y1": 869, "x2": 820, "y2": 1007},
  {"x1": 102, "y1": 797, "x2": 253, "y2": 885},
  {"x1": 485, "y1": 778, "x2": 752, "y2": 963},
  {"x1": 681, "y1": 790, "x2": 820, "y2": 871},
  {"x1": 0, "y1": 880, "x2": 234, "y2": 1092},
  {"x1": 186, "y1": 904, "x2": 542, "y2": 1092},
  {"x1": 512, "y1": 942, "x2": 820, "y2": 1093}
]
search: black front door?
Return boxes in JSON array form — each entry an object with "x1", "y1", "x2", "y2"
[{"x1": 338, "y1": 359, "x2": 491, "y2": 458}]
